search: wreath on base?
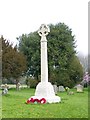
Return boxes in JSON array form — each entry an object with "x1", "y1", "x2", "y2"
[{"x1": 26, "y1": 98, "x2": 46, "y2": 104}]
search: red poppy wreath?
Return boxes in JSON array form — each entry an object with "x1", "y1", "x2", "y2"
[{"x1": 26, "y1": 98, "x2": 46, "y2": 104}]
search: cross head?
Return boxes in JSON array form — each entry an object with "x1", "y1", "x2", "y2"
[{"x1": 38, "y1": 24, "x2": 50, "y2": 37}]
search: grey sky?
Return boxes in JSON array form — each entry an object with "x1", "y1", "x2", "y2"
[{"x1": 0, "y1": 0, "x2": 88, "y2": 55}]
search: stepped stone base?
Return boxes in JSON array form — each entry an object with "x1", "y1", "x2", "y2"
[{"x1": 30, "y1": 82, "x2": 61, "y2": 103}]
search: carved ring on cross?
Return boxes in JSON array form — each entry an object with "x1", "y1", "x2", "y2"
[{"x1": 38, "y1": 24, "x2": 50, "y2": 37}]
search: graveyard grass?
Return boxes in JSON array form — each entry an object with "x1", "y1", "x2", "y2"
[{"x1": 2, "y1": 88, "x2": 88, "y2": 118}]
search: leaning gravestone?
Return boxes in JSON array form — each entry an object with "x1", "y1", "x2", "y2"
[
  {"x1": 59, "y1": 86, "x2": 65, "y2": 92},
  {"x1": 76, "y1": 84, "x2": 83, "y2": 92}
]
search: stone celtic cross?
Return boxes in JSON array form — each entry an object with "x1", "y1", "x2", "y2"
[
  {"x1": 37, "y1": 24, "x2": 50, "y2": 83},
  {"x1": 38, "y1": 24, "x2": 50, "y2": 37},
  {"x1": 28, "y1": 24, "x2": 61, "y2": 103}
]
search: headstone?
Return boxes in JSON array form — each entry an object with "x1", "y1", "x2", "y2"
[
  {"x1": 28, "y1": 24, "x2": 61, "y2": 103},
  {"x1": 59, "y1": 86, "x2": 65, "y2": 92},
  {"x1": 76, "y1": 84, "x2": 83, "y2": 92},
  {"x1": 53, "y1": 85, "x2": 58, "y2": 95},
  {"x1": 2, "y1": 84, "x2": 8, "y2": 94},
  {"x1": 16, "y1": 82, "x2": 21, "y2": 90},
  {"x1": 65, "y1": 87, "x2": 70, "y2": 91}
]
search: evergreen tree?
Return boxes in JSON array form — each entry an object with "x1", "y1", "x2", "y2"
[{"x1": 18, "y1": 22, "x2": 83, "y2": 87}]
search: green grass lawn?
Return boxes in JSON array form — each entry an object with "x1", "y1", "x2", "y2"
[{"x1": 2, "y1": 87, "x2": 88, "y2": 118}]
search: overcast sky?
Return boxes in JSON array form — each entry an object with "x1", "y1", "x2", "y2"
[{"x1": 0, "y1": 0, "x2": 88, "y2": 55}]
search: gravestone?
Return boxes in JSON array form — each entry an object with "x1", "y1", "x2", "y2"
[
  {"x1": 29, "y1": 24, "x2": 61, "y2": 103},
  {"x1": 76, "y1": 84, "x2": 83, "y2": 92},
  {"x1": 2, "y1": 84, "x2": 8, "y2": 95},
  {"x1": 59, "y1": 86, "x2": 65, "y2": 92},
  {"x1": 16, "y1": 82, "x2": 21, "y2": 90},
  {"x1": 53, "y1": 85, "x2": 58, "y2": 95}
]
